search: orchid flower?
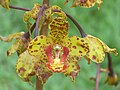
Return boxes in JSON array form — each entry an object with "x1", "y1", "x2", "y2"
[
  {"x1": 16, "y1": 6, "x2": 117, "y2": 84},
  {"x1": 0, "y1": 5, "x2": 117, "y2": 84},
  {"x1": 64, "y1": 0, "x2": 103, "y2": 9}
]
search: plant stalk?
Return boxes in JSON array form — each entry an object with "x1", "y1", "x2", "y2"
[
  {"x1": 34, "y1": 6, "x2": 45, "y2": 37},
  {"x1": 9, "y1": 5, "x2": 30, "y2": 11},
  {"x1": 94, "y1": 64, "x2": 100, "y2": 90},
  {"x1": 36, "y1": 76, "x2": 43, "y2": 90},
  {"x1": 107, "y1": 53, "x2": 114, "y2": 76},
  {"x1": 36, "y1": 0, "x2": 49, "y2": 90}
]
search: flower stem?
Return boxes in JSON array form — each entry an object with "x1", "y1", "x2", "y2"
[
  {"x1": 65, "y1": 13, "x2": 87, "y2": 38},
  {"x1": 40, "y1": 0, "x2": 49, "y2": 35},
  {"x1": 34, "y1": 6, "x2": 45, "y2": 37},
  {"x1": 36, "y1": 0, "x2": 49, "y2": 90},
  {"x1": 9, "y1": 5, "x2": 30, "y2": 11},
  {"x1": 36, "y1": 76, "x2": 43, "y2": 90},
  {"x1": 107, "y1": 53, "x2": 114, "y2": 76},
  {"x1": 94, "y1": 64, "x2": 100, "y2": 90}
]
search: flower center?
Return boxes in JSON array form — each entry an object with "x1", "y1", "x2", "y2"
[{"x1": 45, "y1": 44, "x2": 69, "y2": 72}]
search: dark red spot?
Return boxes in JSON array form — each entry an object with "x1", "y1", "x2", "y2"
[
  {"x1": 77, "y1": 38, "x2": 79, "y2": 40},
  {"x1": 34, "y1": 50, "x2": 38, "y2": 52},
  {"x1": 70, "y1": 71, "x2": 77, "y2": 80},
  {"x1": 72, "y1": 65, "x2": 75, "y2": 68},
  {"x1": 40, "y1": 36, "x2": 43, "y2": 39},
  {"x1": 34, "y1": 63, "x2": 39, "y2": 70},
  {"x1": 29, "y1": 45, "x2": 32, "y2": 49},
  {"x1": 37, "y1": 43, "x2": 41, "y2": 45},
  {"x1": 72, "y1": 46, "x2": 76, "y2": 49},
  {"x1": 28, "y1": 71, "x2": 35, "y2": 76},
  {"x1": 80, "y1": 44, "x2": 85, "y2": 48},
  {"x1": 34, "y1": 38, "x2": 38, "y2": 41},
  {"x1": 92, "y1": 55, "x2": 96, "y2": 60},
  {"x1": 79, "y1": 51, "x2": 82, "y2": 53},
  {"x1": 67, "y1": 42, "x2": 69, "y2": 44},
  {"x1": 18, "y1": 67, "x2": 26, "y2": 73}
]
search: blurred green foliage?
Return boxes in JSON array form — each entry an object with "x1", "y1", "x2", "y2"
[{"x1": 0, "y1": 0, "x2": 120, "y2": 90}]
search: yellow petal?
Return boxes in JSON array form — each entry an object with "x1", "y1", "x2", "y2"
[
  {"x1": 78, "y1": 0, "x2": 96, "y2": 8},
  {"x1": 48, "y1": 17, "x2": 69, "y2": 44},
  {"x1": 27, "y1": 35, "x2": 52, "y2": 56},
  {"x1": 64, "y1": 36, "x2": 89, "y2": 57},
  {"x1": 7, "y1": 39, "x2": 19, "y2": 56},
  {"x1": 65, "y1": 0, "x2": 103, "y2": 9},
  {"x1": 84, "y1": 35, "x2": 117, "y2": 63},
  {"x1": 98, "y1": 39, "x2": 118, "y2": 55},
  {"x1": 0, "y1": 32, "x2": 24, "y2": 42},
  {"x1": 0, "y1": 32, "x2": 28, "y2": 56},
  {"x1": 23, "y1": 3, "x2": 41, "y2": 22},
  {"x1": 64, "y1": 56, "x2": 80, "y2": 81},
  {"x1": 23, "y1": 11, "x2": 32, "y2": 23},
  {"x1": 36, "y1": 61, "x2": 53, "y2": 84},
  {"x1": 16, "y1": 50, "x2": 36, "y2": 82}
]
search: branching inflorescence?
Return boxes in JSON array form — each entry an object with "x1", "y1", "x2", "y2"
[{"x1": 0, "y1": 0, "x2": 118, "y2": 90}]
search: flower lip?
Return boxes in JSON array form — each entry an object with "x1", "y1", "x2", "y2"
[{"x1": 45, "y1": 45, "x2": 69, "y2": 72}]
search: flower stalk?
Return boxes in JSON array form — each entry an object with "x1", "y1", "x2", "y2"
[
  {"x1": 94, "y1": 64, "x2": 100, "y2": 90},
  {"x1": 9, "y1": 5, "x2": 30, "y2": 11},
  {"x1": 34, "y1": 6, "x2": 45, "y2": 37},
  {"x1": 107, "y1": 53, "x2": 114, "y2": 75},
  {"x1": 36, "y1": 0, "x2": 49, "y2": 90}
]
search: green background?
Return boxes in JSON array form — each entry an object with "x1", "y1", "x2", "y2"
[{"x1": 0, "y1": 0, "x2": 120, "y2": 90}]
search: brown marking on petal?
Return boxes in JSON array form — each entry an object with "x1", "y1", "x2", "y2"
[
  {"x1": 77, "y1": 38, "x2": 79, "y2": 40},
  {"x1": 70, "y1": 71, "x2": 77, "y2": 80},
  {"x1": 28, "y1": 71, "x2": 35, "y2": 76},
  {"x1": 81, "y1": 39, "x2": 84, "y2": 42},
  {"x1": 37, "y1": 43, "x2": 41, "y2": 45},
  {"x1": 72, "y1": 65, "x2": 75, "y2": 68},
  {"x1": 84, "y1": 48, "x2": 87, "y2": 52},
  {"x1": 67, "y1": 42, "x2": 70, "y2": 44},
  {"x1": 79, "y1": 51, "x2": 82, "y2": 53},
  {"x1": 34, "y1": 38, "x2": 38, "y2": 41},
  {"x1": 29, "y1": 45, "x2": 32, "y2": 49},
  {"x1": 18, "y1": 67, "x2": 26, "y2": 73},
  {"x1": 34, "y1": 63, "x2": 39, "y2": 70},
  {"x1": 97, "y1": 60, "x2": 99, "y2": 62},
  {"x1": 72, "y1": 46, "x2": 77, "y2": 49},
  {"x1": 34, "y1": 50, "x2": 38, "y2": 52},
  {"x1": 80, "y1": 44, "x2": 85, "y2": 48},
  {"x1": 92, "y1": 55, "x2": 96, "y2": 60},
  {"x1": 40, "y1": 36, "x2": 43, "y2": 39}
]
